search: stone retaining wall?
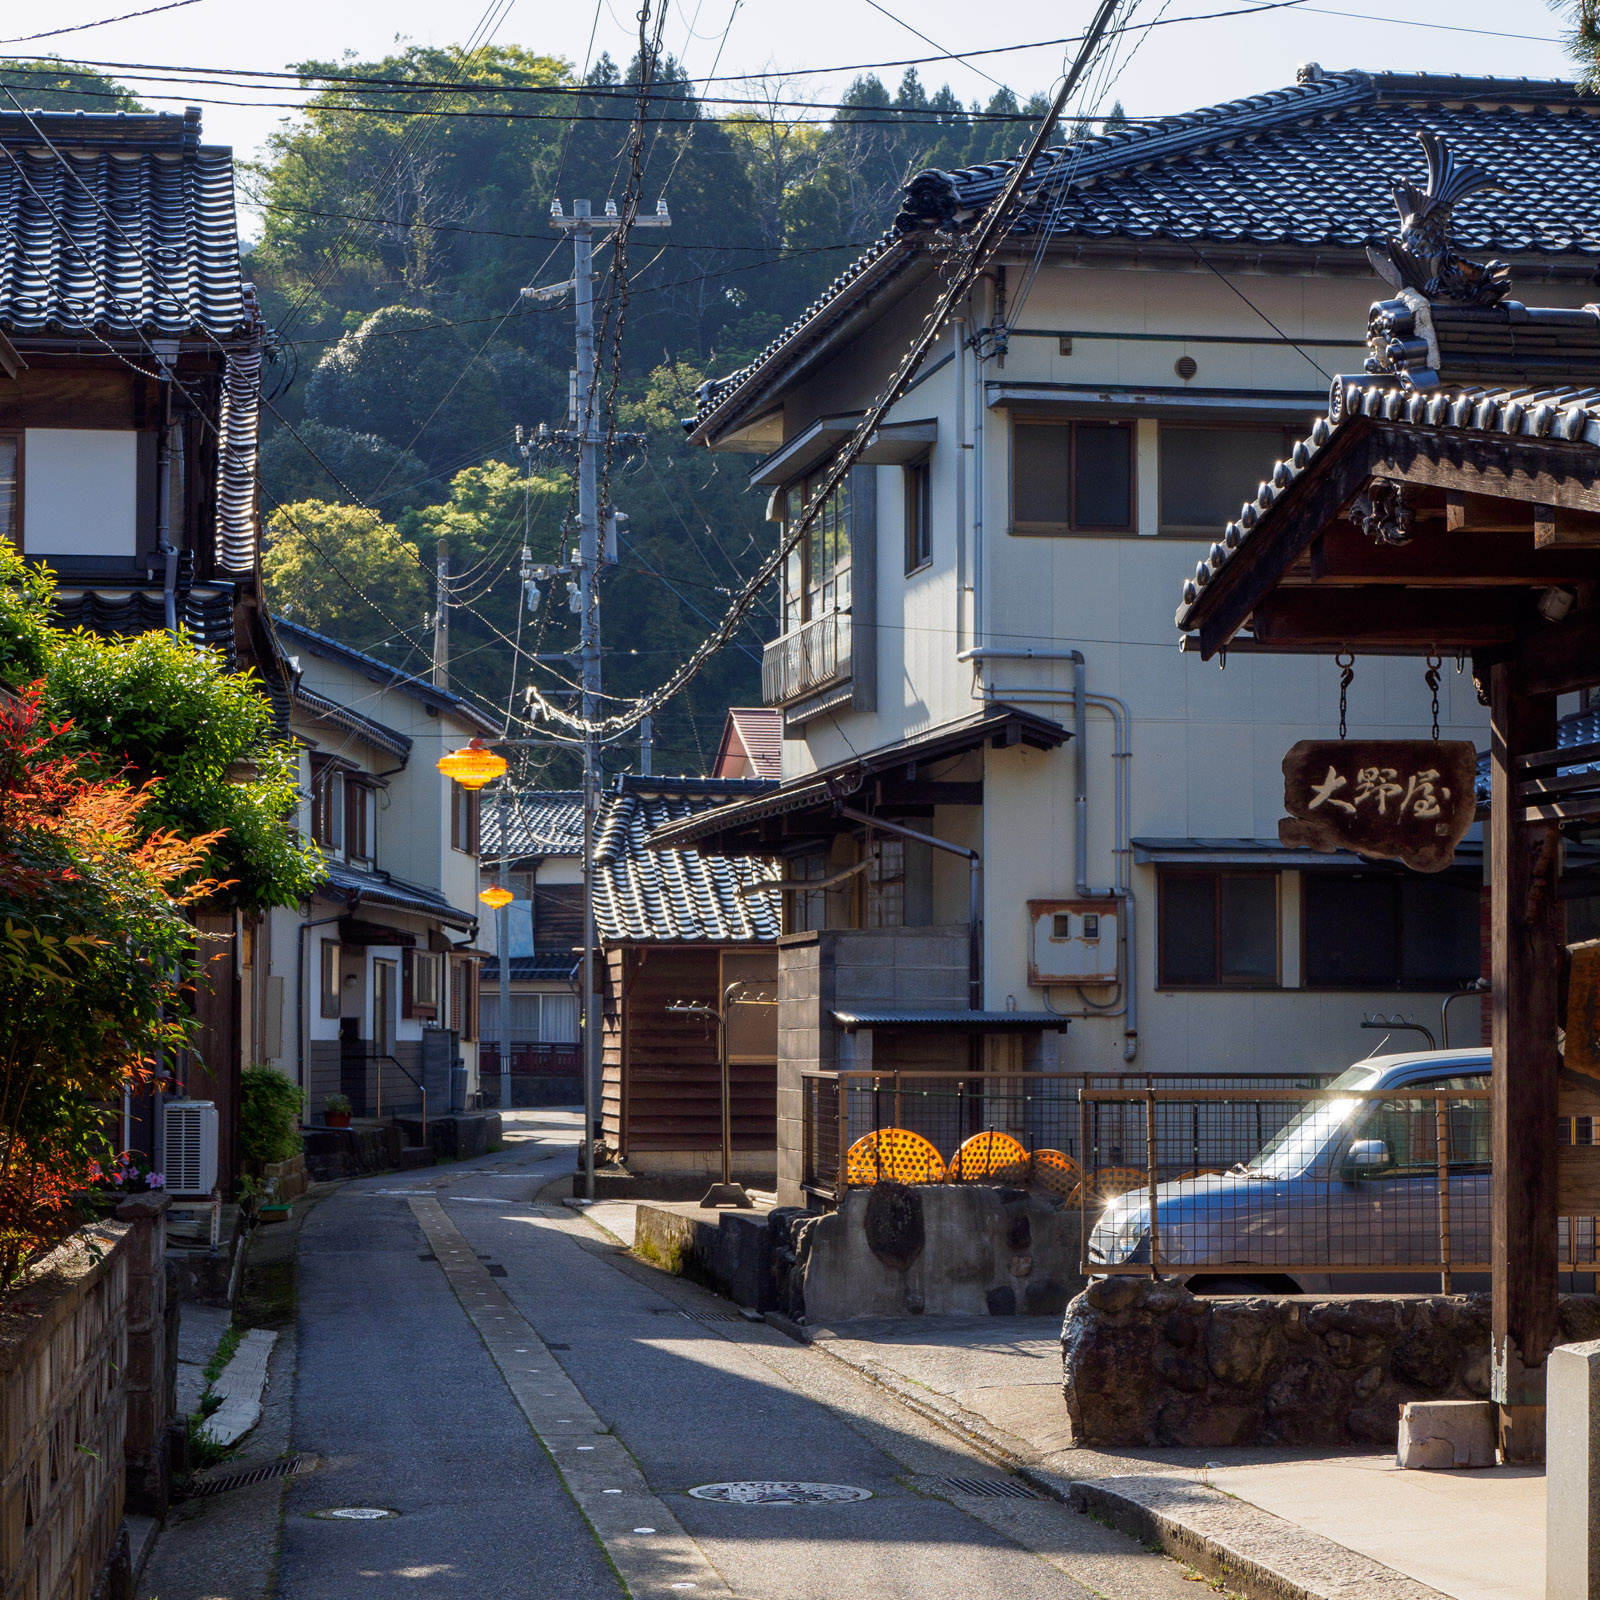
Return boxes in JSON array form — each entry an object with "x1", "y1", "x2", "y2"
[
  {"x1": 1062, "y1": 1277, "x2": 1600, "y2": 1447},
  {"x1": 1, "y1": 1223, "x2": 135, "y2": 1600}
]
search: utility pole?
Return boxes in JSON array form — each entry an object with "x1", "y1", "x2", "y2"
[
  {"x1": 640, "y1": 714, "x2": 653, "y2": 777},
  {"x1": 432, "y1": 535, "x2": 449, "y2": 689},
  {"x1": 540, "y1": 195, "x2": 669, "y2": 1198}
]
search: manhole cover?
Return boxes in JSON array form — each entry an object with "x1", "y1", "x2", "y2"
[
  {"x1": 310, "y1": 1506, "x2": 399, "y2": 1521},
  {"x1": 688, "y1": 1482, "x2": 872, "y2": 1505}
]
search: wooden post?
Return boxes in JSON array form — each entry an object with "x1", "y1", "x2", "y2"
[{"x1": 1489, "y1": 662, "x2": 1561, "y2": 1461}]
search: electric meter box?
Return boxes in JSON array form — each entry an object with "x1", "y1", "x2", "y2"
[{"x1": 1027, "y1": 898, "x2": 1121, "y2": 986}]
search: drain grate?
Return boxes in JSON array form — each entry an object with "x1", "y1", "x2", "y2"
[
  {"x1": 485, "y1": 1264, "x2": 508, "y2": 1278},
  {"x1": 546, "y1": 1342, "x2": 571, "y2": 1350},
  {"x1": 939, "y1": 1476, "x2": 1041, "y2": 1500},
  {"x1": 185, "y1": 1455, "x2": 315, "y2": 1499},
  {"x1": 652, "y1": 1307, "x2": 740, "y2": 1324}
]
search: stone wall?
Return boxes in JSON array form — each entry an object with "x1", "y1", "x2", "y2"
[
  {"x1": 1062, "y1": 1277, "x2": 1600, "y2": 1447},
  {"x1": 774, "y1": 1182, "x2": 1086, "y2": 1322},
  {"x1": 1, "y1": 1222, "x2": 137, "y2": 1600},
  {"x1": 115, "y1": 1197, "x2": 177, "y2": 1517}
]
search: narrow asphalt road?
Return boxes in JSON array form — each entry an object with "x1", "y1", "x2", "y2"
[{"x1": 277, "y1": 1111, "x2": 1201, "y2": 1600}]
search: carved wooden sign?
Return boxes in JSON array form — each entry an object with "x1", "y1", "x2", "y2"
[{"x1": 1279, "y1": 739, "x2": 1478, "y2": 872}]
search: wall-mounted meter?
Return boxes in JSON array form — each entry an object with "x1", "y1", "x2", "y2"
[{"x1": 1027, "y1": 898, "x2": 1121, "y2": 986}]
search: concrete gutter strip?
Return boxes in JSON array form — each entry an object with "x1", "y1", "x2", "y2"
[
  {"x1": 1069, "y1": 1476, "x2": 1453, "y2": 1600},
  {"x1": 196, "y1": 1329, "x2": 278, "y2": 1447}
]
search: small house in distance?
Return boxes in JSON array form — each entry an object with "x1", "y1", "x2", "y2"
[
  {"x1": 712, "y1": 707, "x2": 781, "y2": 780},
  {"x1": 595, "y1": 774, "x2": 780, "y2": 1195},
  {"x1": 478, "y1": 792, "x2": 585, "y2": 1106}
]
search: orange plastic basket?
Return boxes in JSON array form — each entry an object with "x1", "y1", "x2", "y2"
[
  {"x1": 1089, "y1": 1167, "x2": 1148, "y2": 1202},
  {"x1": 1028, "y1": 1148, "x2": 1082, "y2": 1198},
  {"x1": 844, "y1": 1128, "x2": 948, "y2": 1186},
  {"x1": 947, "y1": 1130, "x2": 1029, "y2": 1184}
]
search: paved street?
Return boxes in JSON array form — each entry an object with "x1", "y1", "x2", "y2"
[{"x1": 269, "y1": 1111, "x2": 1204, "y2": 1600}]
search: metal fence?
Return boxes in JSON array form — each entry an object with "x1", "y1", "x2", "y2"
[
  {"x1": 801, "y1": 1072, "x2": 1600, "y2": 1284},
  {"x1": 801, "y1": 1070, "x2": 1331, "y2": 1202}
]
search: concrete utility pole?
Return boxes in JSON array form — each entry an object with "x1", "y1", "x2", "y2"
[
  {"x1": 541, "y1": 195, "x2": 669, "y2": 1198},
  {"x1": 432, "y1": 535, "x2": 449, "y2": 689}
]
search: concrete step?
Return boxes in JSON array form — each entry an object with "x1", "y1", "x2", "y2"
[{"x1": 397, "y1": 1146, "x2": 436, "y2": 1170}]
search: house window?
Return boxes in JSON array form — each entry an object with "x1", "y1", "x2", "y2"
[
  {"x1": 309, "y1": 760, "x2": 343, "y2": 852},
  {"x1": 1158, "y1": 870, "x2": 1279, "y2": 987},
  {"x1": 1303, "y1": 872, "x2": 1480, "y2": 989},
  {"x1": 450, "y1": 957, "x2": 478, "y2": 1042},
  {"x1": 1159, "y1": 424, "x2": 1298, "y2": 534},
  {"x1": 1011, "y1": 418, "x2": 1133, "y2": 533},
  {"x1": 450, "y1": 783, "x2": 480, "y2": 855},
  {"x1": 319, "y1": 940, "x2": 342, "y2": 1019},
  {"x1": 403, "y1": 948, "x2": 441, "y2": 1019},
  {"x1": 783, "y1": 849, "x2": 831, "y2": 935},
  {"x1": 904, "y1": 458, "x2": 931, "y2": 573},
  {"x1": 344, "y1": 779, "x2": 376, "y2": 865},
  {"x1": 0, "y1": 434, "x2": 17, "y2": 547},
  {"x1": 782, "y1": 467, "x2": 851, "y2": 628},
  {"x1": 866, "y1": 838, "x2": 905, "y2": 928}
]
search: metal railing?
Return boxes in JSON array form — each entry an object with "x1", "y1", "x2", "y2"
[
  {"x1": 340, "y1": 1051, "x2": 427, "y2": 1132},
  {"x1": 480, "y1": 1042, "x2": 583, "y2": 1076},
  {"x1": 762, "y1": 611, "x2": 852, "y2": 706},
  {"x1": 803, "y1": 1069, "x2": 1332, "y2": 1203}
]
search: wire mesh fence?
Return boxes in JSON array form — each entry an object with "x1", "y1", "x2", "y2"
[{"x1": 799, "y1": 1070, "x2": 1600, "y2": 1283}]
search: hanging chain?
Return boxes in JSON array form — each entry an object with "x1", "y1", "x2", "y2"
[
  {"x1": 1425, "y1": 653, "x2": 1442, "y2": 741},
  {"x1": 1337, "y1": 651, "x2": 1355, "y2": 740}
]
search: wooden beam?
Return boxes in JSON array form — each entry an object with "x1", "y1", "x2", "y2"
[
  {"x1": 1304, "y1": 524, "x2": 1600, "y2": 587},
  {"x1": 1536, "y1": 503, "x2": 1600, "y2": 548},
  {"x1": 1252, "y1": 588, "x2": 1523, "y2": 651},
  {"x1": 1522, "y1": 736, "x2": 1600, "y2": 772},
  {"x1": 1504, "y1": 606, "x2": 1600, "y2": 699},
  {"x1": 1490, "y1": 664, "x2": 1561, "y2": 1455}
]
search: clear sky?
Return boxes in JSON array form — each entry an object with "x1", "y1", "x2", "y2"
[{"x1": 5, "y1": 0, "x2": 1577, "y2": 234}]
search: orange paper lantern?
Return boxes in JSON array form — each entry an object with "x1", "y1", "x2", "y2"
[
  {"x1": 479, "y1": 883, "x2": 514, "y2": 909},
  {"x1": 437, "y1": 737, "x2": 507, "y2": 791}
]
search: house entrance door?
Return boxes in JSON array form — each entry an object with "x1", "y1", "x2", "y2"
[{"x1": 372, "y1": 960, "x2": 395, "y2": 1113}]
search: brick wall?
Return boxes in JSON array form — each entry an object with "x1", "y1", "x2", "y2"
[{"x1": 1, "y1": 1222, "x2": 135, "y2": 1600}]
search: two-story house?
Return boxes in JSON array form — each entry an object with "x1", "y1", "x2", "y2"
[
  {"x1": 262, "y1": 619, "x2": 496, "y2": 1126},
  {"x1": 0, "y1": 106, "x2": 273, "y2": 1186},
  {"x1": 657, "y1": 70, "x2": 1600, "y2": 1207}
]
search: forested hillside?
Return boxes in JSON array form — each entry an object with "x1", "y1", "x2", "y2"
[{"x1": 23, "y1": 51, "x2": 1079, "y2": 782}]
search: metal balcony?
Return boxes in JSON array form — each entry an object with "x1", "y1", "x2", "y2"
[{"x1": 762, "y1": 611, "x2": 852, "y2": 707}]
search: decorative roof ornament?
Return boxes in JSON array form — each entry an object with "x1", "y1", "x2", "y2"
[{"x1": 1366, "y1": 131, "x2": 1511, "y2": 307}]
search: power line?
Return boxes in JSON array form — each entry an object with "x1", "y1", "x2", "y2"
[{"x1": 0, "y1": 0, "x2": 202, "y2": 44}]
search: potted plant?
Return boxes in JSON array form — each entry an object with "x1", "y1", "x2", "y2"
[{"x1": 323, "y1": 1093, "x2": 352, "y2": 1129}]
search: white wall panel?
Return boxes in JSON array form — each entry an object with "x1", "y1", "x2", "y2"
[{"x1": 24, "y1": 429, "x2": 138, "y2": 556}]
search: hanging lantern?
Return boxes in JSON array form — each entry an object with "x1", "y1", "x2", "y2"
[
  {"x1": 437, "y1": 737, "x2": 507, "y2": 791},
  {"x1": 479, "y1": 883, "x2": 514, "y2": 910}
]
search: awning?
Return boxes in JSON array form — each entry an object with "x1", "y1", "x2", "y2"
[
  {"x1": 1131, "y1": 837, "x2": 1485, "y2": 870},
  {"x1": 833, "y1": 1009, "x2": 1068, "y2": 1033},
  {"x1": 647, "y1": 704, "x2": 1067, "y2": 855}
]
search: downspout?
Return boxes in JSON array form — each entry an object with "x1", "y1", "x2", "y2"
[
  {"x1": 834, "y1": 805, "x2": 982, "y2": 1011},
  {"x1": 153, "y1": 341, "x2": 180, "y2": 637},
  {"x1": 971, "y1": 297, "x2": 987, "y2": 653},
  {"x1": 953, "y1": 312, "x2": 968, "y2": 656}
]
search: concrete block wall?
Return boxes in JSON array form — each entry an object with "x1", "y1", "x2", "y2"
[
  {"x1": 115, "y1": 1196, "x2": 176, "y2": 1516},
  {"x1": 0, "y1": 1223, "x2": 134, "y2": 1600}
]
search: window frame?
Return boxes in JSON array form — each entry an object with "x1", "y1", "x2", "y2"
[
  {"x1": 782, "y1": 466, "x2": 852, "y2": 626},
  {"x1": 903, "y1": 456, "x2": 931, "y2": 575},
  {"x1": 450, "y1": 783, "x2": 481, "y2": 856},
  {"x1": 319, "y1": 939, "x2": 342, "y2": 1019},
  {"x1": 1156, "y1": 868, "x2": 1282, "y2": 990},
  {"x1": 344, "y1": 777, "x2": 376, "y2": 866},
  {"x1": 1008, "y1": 416, "x2": 1136, "y2": 536},
  {"x1": 1157, "y1": 422, "x2": 1299, "y2": 536},
  {"x1": 0, "y1": 431, "x2": 21, "y2": 550},
  {"x1": 403, "y1": 948, "x2": 441, "y2": 1020},
  {"x1": 309, "y1": 758, "x2": 345, "y2": 854}
]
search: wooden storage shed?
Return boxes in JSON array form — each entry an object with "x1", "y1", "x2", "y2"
[{"x1": 594, "y1": 776, "x2": 780, "y2": 1187}]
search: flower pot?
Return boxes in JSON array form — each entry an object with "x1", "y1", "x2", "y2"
[{"x1": 325, "y1": 1113, "x2": 352, "y2": 1129}]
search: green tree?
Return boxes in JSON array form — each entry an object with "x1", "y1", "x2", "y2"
[
  {"x1": 259, "y1": 418, "x2": 430, "y2": 510},
  {"x1": 262, "y1": 499, "x2": 430, "y2": 657},
  {"x1": 7, "y1": 60, "x2": 146, "y2": 113}
]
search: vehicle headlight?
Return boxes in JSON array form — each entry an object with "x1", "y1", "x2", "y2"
[{"x1": 1089, "y1": 1202, "x2": 1150, "y2": 1265}]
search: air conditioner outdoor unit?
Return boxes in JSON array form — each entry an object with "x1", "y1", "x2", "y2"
[
  {"x1": 1027, "y1": 898, "x2": 1122, "y2": 986},
  {"x1": 163, "y1": 1100, "x2": 219, "y2": 1196}
]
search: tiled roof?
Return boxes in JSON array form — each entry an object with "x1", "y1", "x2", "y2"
[
  {"x1": 594, "y1": 775, "x2": 779, "y2": 944},
  {"x1": 481, "y1": 791, "x2": 584, "y2": 859},
  {"x1": 0, "y1": 108, "x2": 253, "y2": 340},
  {"x1": 691, "y1": 71, "x2": 1600, "y2": 443},
  {"x1": 273, "y1": 616, "x2": 501, "y2": 734},
  {"x1": 293, "y1": 683, "x2": 412, "y2": 760},
  {"x1": 53, "y1": 582, "x2": 238, "y2": 664},
  {"x1": 719, "y1": 708, "x2": 782, "y2": 779},
  {"x1": 481, "y1": 954, "x2": 579, "y2": 982},
  {"x1": 1173, "y1": 372, "x2": 1600, "y2": 633}
]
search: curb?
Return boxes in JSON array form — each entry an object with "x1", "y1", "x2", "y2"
[{"x1": 1069, "y1": 1476, "x2": 1452, "y2": 1600}]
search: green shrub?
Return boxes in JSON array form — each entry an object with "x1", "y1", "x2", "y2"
[{"x1": 239, "y1": 1066, "x2": 303, "y2": 1167}]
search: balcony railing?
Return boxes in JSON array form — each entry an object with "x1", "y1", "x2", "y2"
[{"x1": 762, "y1": 610, "x2": 852, "y2": 707}]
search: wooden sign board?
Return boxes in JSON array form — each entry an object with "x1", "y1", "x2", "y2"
[{"x1": 1279, "y1": 739, "x2": 1478, "y2": 873}]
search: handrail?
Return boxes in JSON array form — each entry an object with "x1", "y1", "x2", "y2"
[{"x1": 362, "y1": 1050, "x2": 428, "y2": 1140}]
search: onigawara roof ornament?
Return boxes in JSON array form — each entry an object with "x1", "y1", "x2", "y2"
[{"x1": 1367, "y1": 132, "x2": 1510, "y2": 306}]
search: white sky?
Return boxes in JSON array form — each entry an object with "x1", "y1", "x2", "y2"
[{"x1": 5, "y1": 0, "x2": 1577, "y2": 236}]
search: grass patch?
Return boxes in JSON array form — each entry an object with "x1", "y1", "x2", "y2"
[
  {"x1": 237, "y1": 1256, "x2": 296, "y2": 1329},
  {"x1": 202, "y1": 1324, "x2": 243, "y2": 1387},
  {"x1": 185, "y1": 1411, "x2": 235, "y2": 1473}
]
